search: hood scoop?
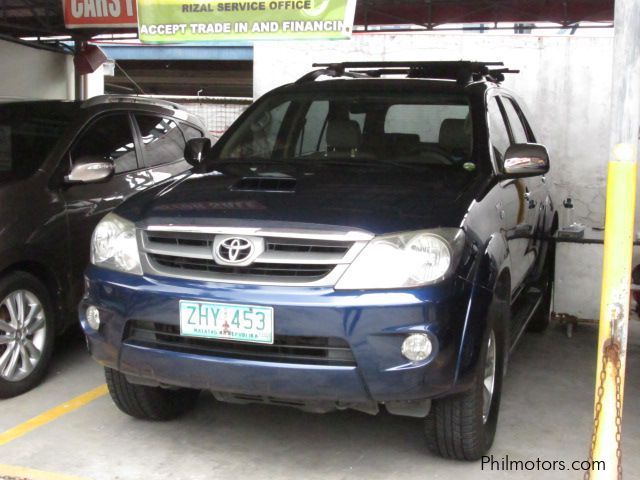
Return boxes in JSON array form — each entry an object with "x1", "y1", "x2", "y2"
[{"x1": 231, "y1": 176, "x2": 297, "y2": 193}]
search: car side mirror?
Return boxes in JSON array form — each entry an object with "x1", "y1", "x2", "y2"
[
  {"x1": 65, "y1": 156, "x2": 115, "y2": 184},
  {"x1": 502, "y1": 143, "x2": 549, "y2": 178},
  {"x1": 184, "y1": 137, "x2": 211, "y2": 167}
]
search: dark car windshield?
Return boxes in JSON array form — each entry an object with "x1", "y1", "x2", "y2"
[
  {"x1": 216, "y1": 91, "x2": 474, "y2": 170},
  {"x1": 0, "y1": 101, "x2": 78, "y2": 181}
]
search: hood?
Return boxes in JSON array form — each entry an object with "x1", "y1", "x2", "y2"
[{"x1": 118, "y1": 161, "x2": 484, "y2": 235}]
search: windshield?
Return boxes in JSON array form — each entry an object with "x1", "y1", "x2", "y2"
[
  {"x1": 216, "y1": 91, "x2": 474, "y2": 170},
  {"x1": 0, "y1": 101, "x2": 78, "y2": 181}
]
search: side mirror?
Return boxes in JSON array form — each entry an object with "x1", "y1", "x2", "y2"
[
  {"x1": 65, "y1": 156, "x2": 115, "y2": 184},
  {"x1": 502, "y1": 143, "x2": 549, "y2": 178},
  {"x1": 184, "y1": 137, "x2": 211, "y2": 167}
]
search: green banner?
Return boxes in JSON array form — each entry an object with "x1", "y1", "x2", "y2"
[{"x1": 138, "y1": 0, "x2": 357, "y2": 42}]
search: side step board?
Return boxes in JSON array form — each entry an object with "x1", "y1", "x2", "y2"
[{"x1": 509, "y1": 287, "x2": 545, "y2": 353}]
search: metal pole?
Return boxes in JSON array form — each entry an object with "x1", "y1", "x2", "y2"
[
  {"x1": 74, "y1": 39, "x2": 86, "y2": 101},
  {"x1": 589, "y1": 0, "x2": 640, "y2": 478}
]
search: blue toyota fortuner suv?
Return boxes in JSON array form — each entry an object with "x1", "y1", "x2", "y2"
[{"x1": 80, "y1": 62, "x2": 556, "y2": 460}]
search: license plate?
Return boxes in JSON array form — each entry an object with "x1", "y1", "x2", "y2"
[{"x1": 179, "y1": 300, "x2": 274, "y2": 344}]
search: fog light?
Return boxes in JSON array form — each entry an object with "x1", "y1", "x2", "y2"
[
  {"x1": 86, "y1": 306, "x2": 101, "y2": 330},
  {"x1": 401, "y1": 333, "x2": 432, "y2": 362}
]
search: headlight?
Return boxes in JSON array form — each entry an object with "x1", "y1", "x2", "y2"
[
  {"x1": 91, "y1": 213, "x2": 142, "y2": 275},
  {"x1": 335, "y1": 228, "x2": 464, "y2": 290}
]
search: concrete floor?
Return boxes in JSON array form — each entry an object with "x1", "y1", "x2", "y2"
[{"x1": 1, "y1": 321, "x2": 639, "y2": 480}]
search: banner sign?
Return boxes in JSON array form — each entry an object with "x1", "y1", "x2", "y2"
[
  {"x1": 137, "y1": 0, "x2": 357, "y2": 42},
  {"x1": 63, "y1": 0, "x2": 138, "y2": 28}
]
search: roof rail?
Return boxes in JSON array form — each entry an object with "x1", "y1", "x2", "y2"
[
  {"x1": 296, "y1": 61, "x2": 519, "y2": 85},
  {"x1": 80, "y1": 94, "x2": 184, "y2": 110}
]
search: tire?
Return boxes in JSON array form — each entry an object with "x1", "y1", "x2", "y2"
[
  {"x1": 424, "y1": 301, "x2": 506, "y2": 460},
  {"x1": 105, "y1": 367, "x2": 200, "y2": 420},
  {"x1": 0, "y1": 272, "x2": 55, "y2": 398}
]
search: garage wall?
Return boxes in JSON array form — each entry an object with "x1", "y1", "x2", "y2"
[
  {"x1": 254, "y1": 33, "x2": 616, "y2": 229},
  {"x1": 0, "y1": 39, "x2": 74, "y2": 100}
]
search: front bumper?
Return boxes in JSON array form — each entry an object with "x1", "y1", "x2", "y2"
[{"x1": 80, "y1": 266, "x2": 475, "y2": 409}]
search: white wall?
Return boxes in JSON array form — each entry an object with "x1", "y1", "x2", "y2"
[
  {"x1": 84, "y1": 65, "x2": 105, "y2": 99},
  {"x1": 0, "y1": 39, "x2": 75, "y2": 100},
  {"x1": 254, "y1": 33, "x2": 634, "y2": 320}
]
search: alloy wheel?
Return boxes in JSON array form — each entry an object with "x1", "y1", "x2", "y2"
[
  {"x1": 0, "y1": 290, "x2": 47, "y2": 382},
  {"x1": 482, "y1": 329, "x2": 497, "y2": 424}
]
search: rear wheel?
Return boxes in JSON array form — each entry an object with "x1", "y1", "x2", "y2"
[
  {"x1": 424, "y1": 302, "x2": 506, "y2": 460},
  {"x1": 0, "y1": 272, "x2": 54, "y2": 398},
  {"x1": 105, "y1": 367, "x2": 200, "y2": 420}
]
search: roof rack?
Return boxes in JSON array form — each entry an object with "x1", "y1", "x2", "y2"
[
  {"x1": 80, "y1": 94, "x2": 184, "y2": 110},
  {"x1": 295, "y1": 61, "x2": 519, "y2": 86}
]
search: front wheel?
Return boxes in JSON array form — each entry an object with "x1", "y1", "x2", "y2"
[
  {"x1": 0, "y1": 272, "x2": 55, "y2": 398},
  {"x1": 105, "y1": 368, "x2": 200, "y2": 420},
  {"x1": 424, "y1": 307, "x2": 505, "y2": 460}
]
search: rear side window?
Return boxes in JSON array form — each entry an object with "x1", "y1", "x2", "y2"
[
  {"x1": 71, "y1": 114, "x2": 138, "y2": 174},
  {"x1": 179, "y1": 122, "x2": 204, "y2": 141},
  {"x1": 384, "y1": 104, "x2": 469, "y2": 142},
  {"x1": 487, "y1": 97, "x2": 511, "y2": 165},
  {"x1": 501, "y1": 97, "x2": 529, "y2": 144},
  {"x1": 135, "y1": 115, "x2": 187, "y2": 167}
]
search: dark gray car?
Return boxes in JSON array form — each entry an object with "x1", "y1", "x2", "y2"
[{"x1": 0, "y1": 96, "x2": 206, "y2": 397}]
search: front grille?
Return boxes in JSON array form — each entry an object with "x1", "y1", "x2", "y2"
[
  {"x1": 150, "y1": 254, "x2": 335, "y2": 278},
  {"x1": 140, "y1": 229, "x2": 366, "y2": 285},
  {"x1": 124, "y1": 320, "x2": 356, "y2": 366}
]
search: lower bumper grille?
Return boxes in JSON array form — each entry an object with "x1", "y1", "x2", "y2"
[{"x1": 124, "y1": 320, "x2": 356, "y2": 367}]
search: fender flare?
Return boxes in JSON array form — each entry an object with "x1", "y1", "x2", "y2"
[{"x1": 454, "y1": 232, "x2": 511, "y2": 388}]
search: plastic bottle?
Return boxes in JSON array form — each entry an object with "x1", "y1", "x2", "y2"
[{"x1": 562, "y1": 197, "x2": 574, "y2": 228}]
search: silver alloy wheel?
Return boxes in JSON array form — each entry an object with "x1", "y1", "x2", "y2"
[
  {"x1": 482, "y1": 330, "x2": 497, "y2": 424},
  {"x1": 0, "y1": 290, "x2": 47, "y2": 382}
]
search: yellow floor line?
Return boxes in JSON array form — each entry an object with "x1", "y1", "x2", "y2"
[
  {"x1": 0, "y1": 464, "x2": 88, "y2": 480},
  {"x1": 0, "y1": 384, "x2": 108, "y2": 447}
]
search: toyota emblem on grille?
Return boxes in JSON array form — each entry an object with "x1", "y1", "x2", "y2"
[{"x1": 216, "y1": 237, "x2": 254, "y2": 264}]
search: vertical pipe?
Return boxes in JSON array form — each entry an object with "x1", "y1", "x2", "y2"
[
  {"x1": 589, "y1": 0, "x2": 640, "y2": 478},
  {"x1": 74, "y1": 39, "x2": 86, "y2": 100}
]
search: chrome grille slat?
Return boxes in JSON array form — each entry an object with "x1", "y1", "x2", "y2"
[
  {"x1": 150, "y1": 254, "x2": 335, "y2": 278},
  {"x1": 144, "y1": 244, "x2": 214, "y2": 260}
]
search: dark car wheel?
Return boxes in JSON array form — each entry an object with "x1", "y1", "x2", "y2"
[
  {"x1": 424, "y1": 301, "x2": 506, "y2": 460},
  {"x1": 0, "y1": 272, "x2": 55, "y2": 398},
  {"x1": 105, "y1": 367, "x2": 200, "y2": 420}
]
